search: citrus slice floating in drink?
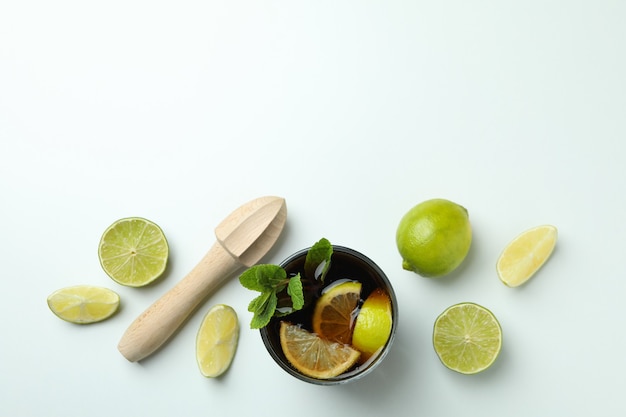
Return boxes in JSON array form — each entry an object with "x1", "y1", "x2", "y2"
[
  {"x1": 312, "y1": 280, "x2": 362, "y2": 345},
  {"x1": 98, "y1": 217, "x2": 169, "y2": 287},
  {"x1": 47, "y1": 285, "x2": 120, "y2": 324},
  {"x1": 433, "y1": 302, "x2": 502, "y2": 374},
  {"x1": 496, "y1": 224, "x2": 557, "y2": 287},
  {"x1": 280, "y1": 321, "x2": 360, "y2": 379},
  {"x1": 196, "y1": 304, "x2": 240, "y2": 378},
  {"x1": 352, "y1": 288, "x2": 393, "y2": 361}
]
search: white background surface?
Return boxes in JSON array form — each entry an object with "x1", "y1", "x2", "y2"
[{"x1": 1, "y1": 1, "x2": 625, "y2": 415}]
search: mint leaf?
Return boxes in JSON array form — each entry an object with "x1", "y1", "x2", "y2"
[
  {"x1": 240, "y1": 265, "x2": 291, "y2": 328},
  {"x1": 239, "y1": 266, "x2": 267, "y2": 291},
  {"x1": 304, "y1": 237, "x2": 333, "y2": 282},
  {"x1": 257, "y1": 264, "x2": 287, "y2": 290},
  {"x1": 287, "y1": 273, "x2": 304, "y2": 310},
  {"x1": 250, "y1": 291, "x2": 277, "y2": 329},
  {"x1": 240, "y1": 238, "x2": 332, "y2": 329},
  {"x1": 247, "y1": 291, "x2": 272, "y2": 313},
  {"x1": 239, "y1": 264, "x2": 285, "y2": 291}
]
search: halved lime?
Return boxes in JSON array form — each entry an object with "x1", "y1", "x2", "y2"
[
  {"x1": 433, "y1": 302, "x2": 502, "y2": 374},
  {"x1": 196, "y1": 304, "x2": 240, "y2": 378},
  {"x1": 47, "y1": 285, "x2": 120, "y2": 324},
  {"x1": 98, "y1": 217, "x2": 169, "y2": 287}
]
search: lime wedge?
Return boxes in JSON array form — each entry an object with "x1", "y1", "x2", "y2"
[
  {"x1": 497, "y1": 225, "x2": 557, "y2": 287},
  {"x1": 47, "y1": 285, "x2": 120, "y2": 324},
  {"x1": 196, "y1": 304, "x2": 240, "y2": 378},
  {"x1": 98, "y1": 217, "x2": 169, "y2": 287},
  {"x1": 433, "y1": 302, "x2": 502, "y2": 374}
]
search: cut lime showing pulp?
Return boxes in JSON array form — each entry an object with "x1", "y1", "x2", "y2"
[
  {"x1": 98, "y1": 217, "x2": 169, "y2": 287},
  {"x1": 433, "y1": 302, "x2": 502, "y2": 375},
  {"x1": 47, "y1": 285, "x2": 120, "y2": 324},
  {"x1": 497, "y1": 225, "x2": 557, "y2": 287},
  {"x1": 196, "y1": 304, "x2": 239, "y2": 378}
]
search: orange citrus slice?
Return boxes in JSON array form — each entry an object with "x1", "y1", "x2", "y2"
[
  {"x1": 312, "y1": 281, "x2": 362, "y2": 344},
  {"x1": 279, "y1": 321, "x2": 360, "y2": 379}
]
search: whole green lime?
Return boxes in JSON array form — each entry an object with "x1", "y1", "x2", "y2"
[{"x1": 396, "y1": 198, "x2": 472, "y2": 277}]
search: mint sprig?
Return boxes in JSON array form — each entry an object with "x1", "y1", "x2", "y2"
[
  {"x1": 239, "y1": 238, "x2": 333, "y2": 329},
  {"x1": 305, "y1": 237, "x2": 332, "y2": 281},
  {"x1": 239, "y1": 264, "x2": 300, "y2": 329}
]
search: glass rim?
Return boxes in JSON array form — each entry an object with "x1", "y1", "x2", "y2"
[{"x1": 259, "y1": 245, "x2": 398, "y2": 385}]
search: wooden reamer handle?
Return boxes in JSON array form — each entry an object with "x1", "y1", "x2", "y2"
[{"x1": 117, "y1": 242, "x2": 242, "y2": 362}]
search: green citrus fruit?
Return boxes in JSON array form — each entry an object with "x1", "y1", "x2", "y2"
[
  {"x1": 433, "y1": 302, "x2": 502, "y2": 374},
  {"x1": 196, "y1": 304, "x2": 240, "y2": 378},
  {"x1": 98, "y1": 217, "x2": 169, "y2": 287},
  {"x1": 47, "y1": 285, "x2": 120, "y2": 324},
  {"x1": 396, "y1": 198, "x2": 472, "y2": 277},
  {"x1": 496, "y1": 225, "x2": 557, "y2": 287}
]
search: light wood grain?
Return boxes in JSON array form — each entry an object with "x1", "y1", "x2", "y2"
[{"x1": 117, "y1": 196, "x2": 287, "y2": 362}]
